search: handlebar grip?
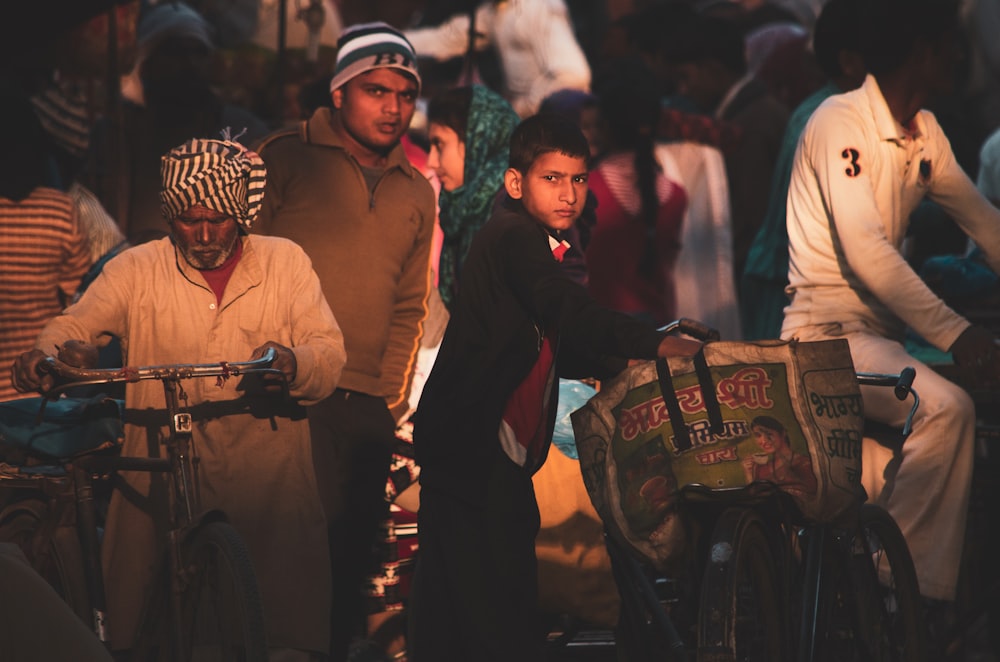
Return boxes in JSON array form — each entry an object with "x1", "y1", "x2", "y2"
[
  {"x1": 674, "y1": 318, "x2": 721, "y2": 342},
  {"x1": 258, "y1": 347, "x2": 277, "y2": 366},
  {"x1": 895, "y1": 366, "x2": 916, "y2": 401}
]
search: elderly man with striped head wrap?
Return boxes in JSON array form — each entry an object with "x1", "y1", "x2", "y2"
[
  {"x1": 13, "y1": 135, "x2": 347, "y2": 661},
  {"x1": 160, "y1": 134, "x2": 266, "y2": 266}
]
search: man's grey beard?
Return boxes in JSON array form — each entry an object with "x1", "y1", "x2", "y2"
[{"x1": 178, "y1": 239, "x2": 237, "y2": 270}]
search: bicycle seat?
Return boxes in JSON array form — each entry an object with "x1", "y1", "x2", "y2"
[{"x1": 0, "y1": 395, "x2": 123, "y2": 462}]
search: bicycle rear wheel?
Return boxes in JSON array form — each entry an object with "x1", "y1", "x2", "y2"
[
  {"x1": 176, "y1": 520, "x2": 267, "y2": 662},
  {"x1": 849, "y1": 504, "x2": 926, "y2": 662},
  {"x1": 698, "y1": 507, "x2": 785, "y2": 662}
]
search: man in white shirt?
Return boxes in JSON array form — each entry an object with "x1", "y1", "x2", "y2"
[
  {"x1": 404, "y1": 0, "x2": 591, "y2": 118},
  {"x1": 782, "y1": 0, "x2": 1000, "y2": 605}
]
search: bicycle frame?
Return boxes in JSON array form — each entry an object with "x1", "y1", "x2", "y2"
[
  {"x1": 28, "y1": 350, "x2": 281, "y2": 658},
  {"x1": 40, "y1": 349, "x2": 281, "y2": 528},
  {"x1": 795, "y1": 369, "x2": 920, "y2": 662}
]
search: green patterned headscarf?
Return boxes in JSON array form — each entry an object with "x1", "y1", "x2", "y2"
[{"x1": 437, "y1": 85, "x2": 520, "y2": 310}]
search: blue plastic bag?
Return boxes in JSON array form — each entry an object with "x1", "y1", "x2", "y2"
[{"x1": 552, "y1": 380, "x2": 597, "y2": 460}]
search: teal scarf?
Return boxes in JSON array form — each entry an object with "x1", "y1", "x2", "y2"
[{"x1": 437, "y1": 85, "x2": 520, "y2": 309}]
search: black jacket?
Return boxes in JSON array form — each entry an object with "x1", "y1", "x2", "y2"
[{"x1": 413, "y1": 196, "x2": 665, "y2": 499}]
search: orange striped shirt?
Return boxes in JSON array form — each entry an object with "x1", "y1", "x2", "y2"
[{"x1": 0, "y1": 187, "x2": 91, "y2": 400}]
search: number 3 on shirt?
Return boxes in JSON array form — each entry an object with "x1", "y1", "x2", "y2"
[{"x1": 841, "y1": 148, "x2": 861, "y2": 177}]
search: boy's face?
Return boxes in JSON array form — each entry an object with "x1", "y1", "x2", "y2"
[{"x1": 504, "y1": 151, "x2": 588, "y2": 232}]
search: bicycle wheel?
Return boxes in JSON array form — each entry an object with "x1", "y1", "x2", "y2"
[
  {"x1": 698, "y1": 507, "x2": 785, "y2": 662},
  {"x1": 848, "y1": 504, "x2": 926, "y2": 662},
  {"x1": 0, "y1": 499, "x2": 90, "y2": 622},
  {"x1": 176, "y1": 520, "x2": 268, "y2": 662}
]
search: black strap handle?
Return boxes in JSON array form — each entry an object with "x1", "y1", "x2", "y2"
[
  {"x1": 655, "y1": 350, "x2": 724, "y2": 452},
  {"x1": 656, "y1": 357, "x2": 690, "y2": 451},
  {"x1": 693, "y1": 351, "x2": 725, "y2": 436}
]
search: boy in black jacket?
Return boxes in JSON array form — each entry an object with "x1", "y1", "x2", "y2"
[{"x1": 409, "y1": 114, "x2": 701, "y2": 661}]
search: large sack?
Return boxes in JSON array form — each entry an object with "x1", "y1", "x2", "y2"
[{"x1": 571, "y1": 338, "x2": 864, "y2": 571}]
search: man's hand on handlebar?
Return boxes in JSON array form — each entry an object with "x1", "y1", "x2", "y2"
[
  {"x1": 11, "y1": 349, "x2": 52, "y2": 395},
  {"x1": 625, "y1": 335, "x2": 705, "y2": 367},
  {"x1": 250, "y1": 342, "x2": 296, "y2": 393},
  {"x1": 949, "y1": 324, "x2": 1000, "y2": 384},
  {"x1": 11, "y1": 340, "x2": 100, "y2": 395},
  {"x1": 656, "y1": 335, "x2": 704, "y2": 359}
]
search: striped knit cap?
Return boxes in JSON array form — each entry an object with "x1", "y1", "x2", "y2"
[
  {"x1": 160, "y1": 136, "x2": 266, "y2": 230},
  {"x1": 31, "y1": 83, "x2": 91, "y2": 160},
  {"x1": 329, "y1": 21, "x2": 421, "y2": 93}
]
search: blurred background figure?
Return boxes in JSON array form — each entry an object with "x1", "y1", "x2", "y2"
[
  {"x1": 30, "y1": 79, "x2": 128, "y2": 278},
  {"x1": 585, "y1": 57, "x2": 687, "y2": 327},
  {"x1": 405, "y1": 0, "x2": 591, "y2": 117},
  {"x1": 661, "y1": 10, "x2": 790, "y2": 303},
  {"x1": 0, "y1": 85, "x2": 90, "y2": 401},
  {"x1": 537, "y1": 88, "x2": 603, "y2": 161},
  {"x1": 85, "y1": 1, "x2": 268, "y2": 245},
  {"x1": 740, "y1": 0, "x2": 866, "y2": 340}
]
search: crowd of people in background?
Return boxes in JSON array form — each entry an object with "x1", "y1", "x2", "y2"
[{"x1": 5, "y1": 0, "x2": 1000, "y2": 660}]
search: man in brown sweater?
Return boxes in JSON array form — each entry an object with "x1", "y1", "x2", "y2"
[{"x1": 253, "y1": 21, "x2": 436, "y2": 662}]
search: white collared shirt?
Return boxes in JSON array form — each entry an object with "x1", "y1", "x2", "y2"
[{"x1": 782, "y1": 74, "x2": 1000, "y2": 351}]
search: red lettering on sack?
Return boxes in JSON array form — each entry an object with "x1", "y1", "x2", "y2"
[
  {"x1": 619, "y1": 398, "x2": 670, "y2": 440},
  {"x1": 618, "y1": 367, "x2": 774, "y2": 441},
  {"x1": 695, "y1": 446, "x2": 739, "y2": 465},
  {"x1": 716, "y1": 367, "x2": 774, "y2": 409},
  {"x1": 675, "y1": 384, "x2": 704, "y2": 414}
]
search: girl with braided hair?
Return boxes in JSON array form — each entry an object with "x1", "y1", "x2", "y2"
[{"x1": 585, "y1": 57, "x2": 688, "y2": 327}]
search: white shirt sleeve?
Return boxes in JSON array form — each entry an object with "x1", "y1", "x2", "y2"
[
  {"x1": 403, "y1": 3, "x2": 494, "y2": 62},
  {"x1": 518, "y1": 0, "x2": 591, "y2": 116}
]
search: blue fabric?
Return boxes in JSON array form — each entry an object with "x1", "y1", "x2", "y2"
[
  {"x1": 919, "y1": 249, "x2": 999, "y2": 299},
  {"x1": 0, "y1": 396, "x2": 123, "y2": 460},
  {"x1": 551, "y1": 379, "x2": 597, "y2": 460}
]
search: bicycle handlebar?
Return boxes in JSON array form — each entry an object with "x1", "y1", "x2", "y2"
[
  {"x1": 855, "y1": 366, "x2": 920, "y2": 437},
  {"x1": 855, "y1": 366, "x2": 916, "y2": 401},
  {"x1": 644, "y1": 320, "x2": 921, "y2": 436},
  {"x1": 657, "y1": 318, "x2": 722, "y2": 342},
  {"x1": 38, "y1": 348, "x2": 280, "y2": 397}
]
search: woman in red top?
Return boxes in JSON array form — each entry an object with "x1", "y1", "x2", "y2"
[{"x1": 586, "y1": 58, "x2": 688, "y2": 326}]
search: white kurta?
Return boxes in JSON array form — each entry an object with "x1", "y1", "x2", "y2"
[{"x1": 36, "y1": 235, "x2": 346, "y2": 651}]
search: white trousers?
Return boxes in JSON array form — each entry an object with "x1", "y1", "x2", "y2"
[{"x1": 786, "y1": 323, "x2": 975, "y2": 600}]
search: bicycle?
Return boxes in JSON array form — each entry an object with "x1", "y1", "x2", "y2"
[
  {"x1": 589, "y1": 322, "x2": 926, "y2": 662},
  {"x1": 0, "y1": 350, "x2": 281, "y2": 662}
]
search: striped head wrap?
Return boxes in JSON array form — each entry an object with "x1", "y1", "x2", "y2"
[
  {"x1": 329, "y1": 21, "x2": 420, "y2": 93},
  {"x1": 160, "y1": 135, "x2": 266, "y2": 230}
]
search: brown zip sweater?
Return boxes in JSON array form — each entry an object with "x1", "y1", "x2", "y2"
[{"x1": 254, "y1": 108, "x2": 436, "y2": 414}]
